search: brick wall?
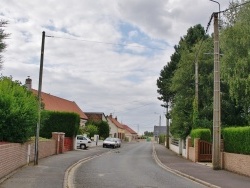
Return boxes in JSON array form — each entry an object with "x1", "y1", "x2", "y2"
[
  {"x1": 0, "y1": 143, "x2": 28, "y2": 179},
  {"x1": 0, "y1": 140, "x2": 56, "y2": 180},
  {"x1": 223, "y1": 152, "x2": 250, "y2": 177},
  {"x1": 64, "y1": 137, "x2": 73, "y2": 152}
]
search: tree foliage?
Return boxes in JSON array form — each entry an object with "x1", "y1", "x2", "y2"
[
  {"x1": 0, "y1": 20, "x2": 9, "y2": 69},
  {"x1": 85, "y1": 124, "x2": 98, "y2": 138},
  {"x1": 0, "y1": 76, "x2": 38, "y2": 143},
  {"x1": 157, "y1": 1, "x2": 250, "y2": 138},
  {"x1": 144, "y1": 131, "x2": 153, "y2": 137},
  {"x1": 167, "y1": 25, "x2": 209, "y2": 138},
  {"x1": 86, "y1": 120, "x2": 110, "y2": 139},
  {"x1": 220, "y1": 1, "x2": 250, "y2": 123}
]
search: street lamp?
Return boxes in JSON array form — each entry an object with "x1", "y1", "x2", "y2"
[
  {"x1": 209, "y1": 0, "x2": 220, "y2": 12},
  {"x1": 209, "y1": 0, "x2": 221, "y2": 27}
]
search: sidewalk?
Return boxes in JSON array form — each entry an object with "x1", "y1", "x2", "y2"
[{"x1": 153, "y1": 143, "x2": 250, "y2": 188}]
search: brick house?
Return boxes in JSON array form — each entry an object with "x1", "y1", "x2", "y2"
[
  {"x1": 25, "y1": 77, "x2": 88, "y2": 126},
  {"x1": 106, "y1": 114, "x2": 125, "y2": 139},
  {"x1": 85, "y1": 112, "x2": 108, "y2": 123},
  {"x1": 122, "y1": 124, "x2": 138, "y2": 142}
]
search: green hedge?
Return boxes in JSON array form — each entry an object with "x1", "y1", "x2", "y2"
[
  {"x1": 40, "y1": 111, "x2": 80, "y2": 138},
  {"x1": 159, "y1": 134, "x2": 165, "y2": 144},
  {"x1": 190, "y1": 128, "x2": 211, "y2": 146},
  {"x1": 222, "y1": 126, "x2": 250, "y2": 154},
  {"x1": 0, "y1": 76, "x2": 39, "y2": 143}
]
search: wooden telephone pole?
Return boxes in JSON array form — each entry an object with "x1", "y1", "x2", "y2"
[{"x1": 34, "y1": 31, "x2": 45, "y2": 165}]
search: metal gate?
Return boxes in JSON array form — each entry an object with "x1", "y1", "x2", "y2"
[{"x1": 198, "y1": 140, "x2": 212, "y2": 162}]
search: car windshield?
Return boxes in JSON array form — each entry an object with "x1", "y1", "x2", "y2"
[{"x1": 105, "y1": 138, "x2": 115, "y2": 141}]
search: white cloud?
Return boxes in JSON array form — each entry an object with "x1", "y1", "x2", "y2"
[{"x1": 0, "y1": 0, "x2": 231, "y2": 134}]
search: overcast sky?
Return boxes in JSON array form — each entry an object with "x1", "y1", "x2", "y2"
[{"x1": 1, "y1": 0, "x2": 230, "y2": 134}]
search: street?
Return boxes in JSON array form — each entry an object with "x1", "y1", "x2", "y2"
[{"x1": 71, "y1": 142, "x2": 206, "y2": 188}]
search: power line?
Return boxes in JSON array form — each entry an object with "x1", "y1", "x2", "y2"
[
  {"x1": 45, "y1": 35, "x2": 166, "y2": 51},
  {"x1": 219, "y1": 0, "x2": 250, "y2": 14}
]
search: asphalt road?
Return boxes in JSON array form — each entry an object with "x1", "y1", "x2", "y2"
[
  {"x1": 0, "y1": 147, "x2": 108, "y2": 188},
  {"x1": 71, "y1": 142, "x2": 206, "y2": 188}
]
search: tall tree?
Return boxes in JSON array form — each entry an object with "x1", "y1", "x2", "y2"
[
  {"x1": 158, "y1": 24, "x2": 209, "y2": 138},
  {"x1": 157, "y1": 24, "x2": 208, "y2": 106},
  {"x1": 0, "y1": 20, "x2": 9, "y2": 70},
  {"x1": 220, "y1": 1, "x2": 250, "y2": 123}
]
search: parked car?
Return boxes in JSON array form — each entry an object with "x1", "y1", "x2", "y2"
[
  {"x1": 114, "y1": 138, "x2": 121, "y2": 147},
  {"x1": 76, "y1": 135, "x2": 92, "y2": 149},
  {"x1": 103, "y1": 137, "x2": 118, "y2": 148}
]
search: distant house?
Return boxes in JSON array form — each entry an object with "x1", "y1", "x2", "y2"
[
  {"x1": 25, "y1": 77, "x2": 88, "y2": 127},
  {"x1": 106, "y1": 114, "x2": 124, "y2": 139},
  {"x1": 85, "y1": 112, "x2": 108, "y2": 123},
  {"x1": 122, "y1": 124, "x2": 138, "y2": 142}
]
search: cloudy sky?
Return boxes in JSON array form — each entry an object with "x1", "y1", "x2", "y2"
[{"x1": 1, "y1": 0, "x2": 229, "y2": 134}]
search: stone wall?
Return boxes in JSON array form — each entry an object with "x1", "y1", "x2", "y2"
[{"x1": 223, "y1": 152, "x2": 250, "y2": 177}]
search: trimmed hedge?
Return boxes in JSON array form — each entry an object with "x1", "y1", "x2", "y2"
[
  {"x1": 40, "y1": 110, "x2": 80, "y2": 138},
  {"x1": 190, "y1": 128, "x2": 211, "y2": 146},
  {"x1": 222, "y1": 126, "x2": 250, "y2": 154},
  {"x1": 159, "y1": 134, "x2": 165, "y2": 144}
]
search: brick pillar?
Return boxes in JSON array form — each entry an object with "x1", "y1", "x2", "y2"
[
  {"x1": 194, "y1": 138, "x2": 200, "y2": 162},
  {"x1": 58, "y1": 133, "x2": 65, "y2": 154},
  {"x1": 52, "y1": 132, "x2": 60, "y2": 155},
  {"x1": 186, "y1": 137, "x2": 192, "y2": 160}
]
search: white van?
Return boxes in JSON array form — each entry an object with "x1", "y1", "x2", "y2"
[{"x1": 76, "y1": 135, "x2": 92, "y2": 149}]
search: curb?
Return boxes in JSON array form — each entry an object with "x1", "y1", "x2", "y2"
[{"x1": 152, "y1": 143, "x2": 220, "y2": 188}]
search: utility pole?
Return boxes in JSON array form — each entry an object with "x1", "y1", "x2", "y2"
[
  {"x1": 166, "y1": 101, "x2": 170, "y2": 149},
  {"x1": 212, "y1": 13, "x2": 221, "y2": 170},
  {"x1": 195, "y1": 57, "x2": 198, "y2": 103},
  {"x1": 159, "y1": 115, "x2": 161, "y2": 126},
  {"x1": 34, "y1": 31, "x2": 45, "y2": 165}
]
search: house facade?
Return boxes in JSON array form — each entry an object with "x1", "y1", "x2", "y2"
[
  {"x1": 122, "y1": 124, "x2": 138, "y2": 142},
  {"x1": 106, "y1": 114, "x2": 125, "y2": 139}
]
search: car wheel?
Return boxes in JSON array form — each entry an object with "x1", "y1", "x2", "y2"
[
  {"x1": 80, "y1": 144, "x2": 86, "y2": 149},
  {"x1": 103, "y1": 145, "x2": 105, "y2": 148}
]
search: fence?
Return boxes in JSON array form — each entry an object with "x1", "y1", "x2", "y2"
[{"x1": 169, "y1": 137, "x2": 250, "y2": 177}]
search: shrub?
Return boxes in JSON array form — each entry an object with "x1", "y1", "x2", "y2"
[
  {"x1": 0, "y1": 76, "x2": 38, "y2": 143},
  {"x1": 159, "y1": 134, "x2": 165, "y2": 144},
  {"x1": 86, "y1": 120, "x2": 110, "y2": 139},
  {"x1": 85, "y1": 124, "x2": 98, "y2": 138},
  {"x1": 40, "y1": 111, "x2": 80, "y2": 138},
  {"x1": 222, "y1": 126, "x2": 250, "y2": 154},
  {"x1": 190, "y1": 128, "x2": 211, "y2": 146}
]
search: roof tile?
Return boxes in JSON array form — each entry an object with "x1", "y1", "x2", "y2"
[{"x1": 32, "y1": 89, "x2": 88, "y2": 120}]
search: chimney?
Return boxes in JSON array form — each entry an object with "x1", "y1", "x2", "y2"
[
  {"x1": 109, "y1": 113, "x2": 112, "y2": 118},
  {"x1": 25, "y1": 76, "x2": 32, "y2": 90}
]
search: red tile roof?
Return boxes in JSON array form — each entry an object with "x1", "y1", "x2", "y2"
[
  {"x1": 123, "y1": 124, "x2": 137, "y2": 134},
  {"x1": 107, "y1": 115, "x2": 124, "y2": 129},
  {"x1": 85, "y1": 112, "x2": 106, "y2": 122},
  {"x1": 32, "y1": 89, "x2": 88, "y2": 120}
]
